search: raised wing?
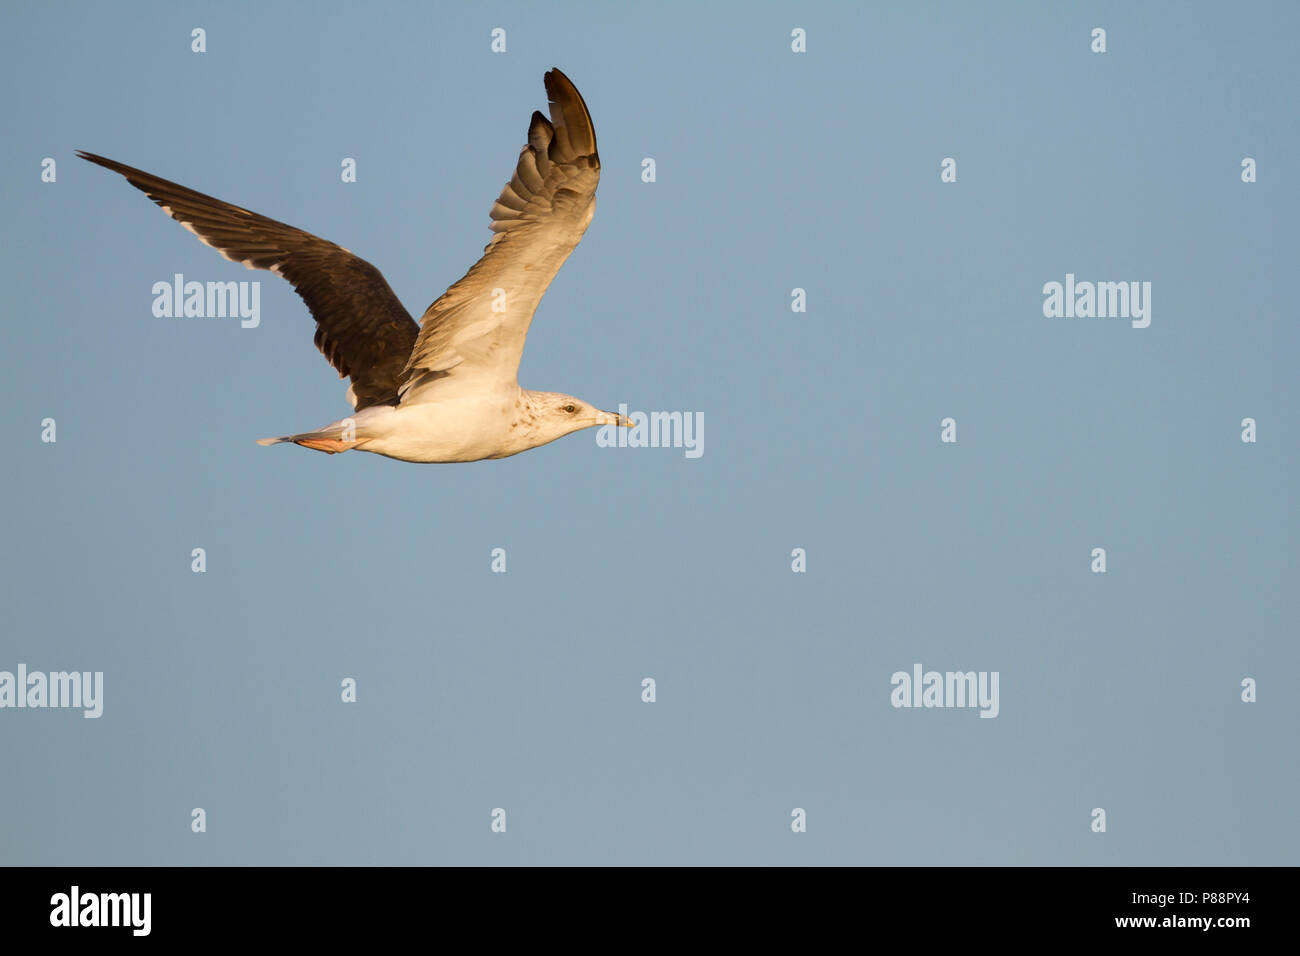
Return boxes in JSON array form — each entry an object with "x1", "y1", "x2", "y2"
[
  {"x1": 78, "y1": 151, "x2": 419, "y2": 410},
  {"x1": 399, "y1": 68, "x2": 600, "y2": 401}
]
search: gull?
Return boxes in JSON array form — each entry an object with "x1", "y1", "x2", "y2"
[{"x1": 79, "y1": 68, "x2": 629, "y2": 463}]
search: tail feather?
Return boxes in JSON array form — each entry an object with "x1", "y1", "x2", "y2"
[
  {"x1": 256, "y1": 429, "x2": 362, "y2": 454},
  {"x1": 257, "y1": 409, "x2": 387, "y2": 455}
]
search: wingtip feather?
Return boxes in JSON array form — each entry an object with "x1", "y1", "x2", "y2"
[{"x1": 543, "y1": 68, "x2": 597, "y2": 162}]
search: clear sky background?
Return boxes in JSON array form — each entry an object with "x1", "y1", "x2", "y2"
[{"x1": 2, "y1": 1, "x2": 1296, "y2": 865}]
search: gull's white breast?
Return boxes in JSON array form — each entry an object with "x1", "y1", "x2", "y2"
[{"x1": 355, "y1": 388, "x2": 524, "y2": 463}]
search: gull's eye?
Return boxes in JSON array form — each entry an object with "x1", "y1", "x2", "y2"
[{"x1": 563, "y1": 404, "x2": 577, "y2": 414}]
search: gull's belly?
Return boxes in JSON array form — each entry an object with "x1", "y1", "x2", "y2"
[{"x1": 360, "y1": 396, "x2": 519, "y2": 463}]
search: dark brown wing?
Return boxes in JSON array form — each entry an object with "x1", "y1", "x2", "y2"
[{"x1": 78, "y1": 150, "x2": 419, "y2": 410}]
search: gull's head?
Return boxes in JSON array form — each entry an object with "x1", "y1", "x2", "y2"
[
  {"x1": 551, "y1": 393, "x2": 631, "y2": 432},
  {"x1": 523, "y1": 391, "x2": 631, "y2": 447}
]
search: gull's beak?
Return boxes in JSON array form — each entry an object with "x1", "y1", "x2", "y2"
[{"x1": 596, "y1": 410, "x2": 633, "y2": 427}]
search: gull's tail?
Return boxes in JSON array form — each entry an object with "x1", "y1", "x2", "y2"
[
  {"x1": 256, "y1": 425, "x2": 362, "y2": 455},
  {"x1": 258, "y1": 407, "x2": 392, "y2": 455}
]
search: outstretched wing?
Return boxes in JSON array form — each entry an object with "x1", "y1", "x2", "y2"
[
  {"x1": 399, "y1": 68, "x2": 600, "y2": 402},
  {"x1": 78, "y1": 151, "x2": 419, "y2": 410}
]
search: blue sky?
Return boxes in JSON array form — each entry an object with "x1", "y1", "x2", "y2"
[{"x1": 2, "y1": 0, "x2": 1296, "y2": 864}]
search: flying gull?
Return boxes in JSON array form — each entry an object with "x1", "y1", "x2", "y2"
[{"x1": 79, "y1": 68, "x2": 629, "y2": 462}]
